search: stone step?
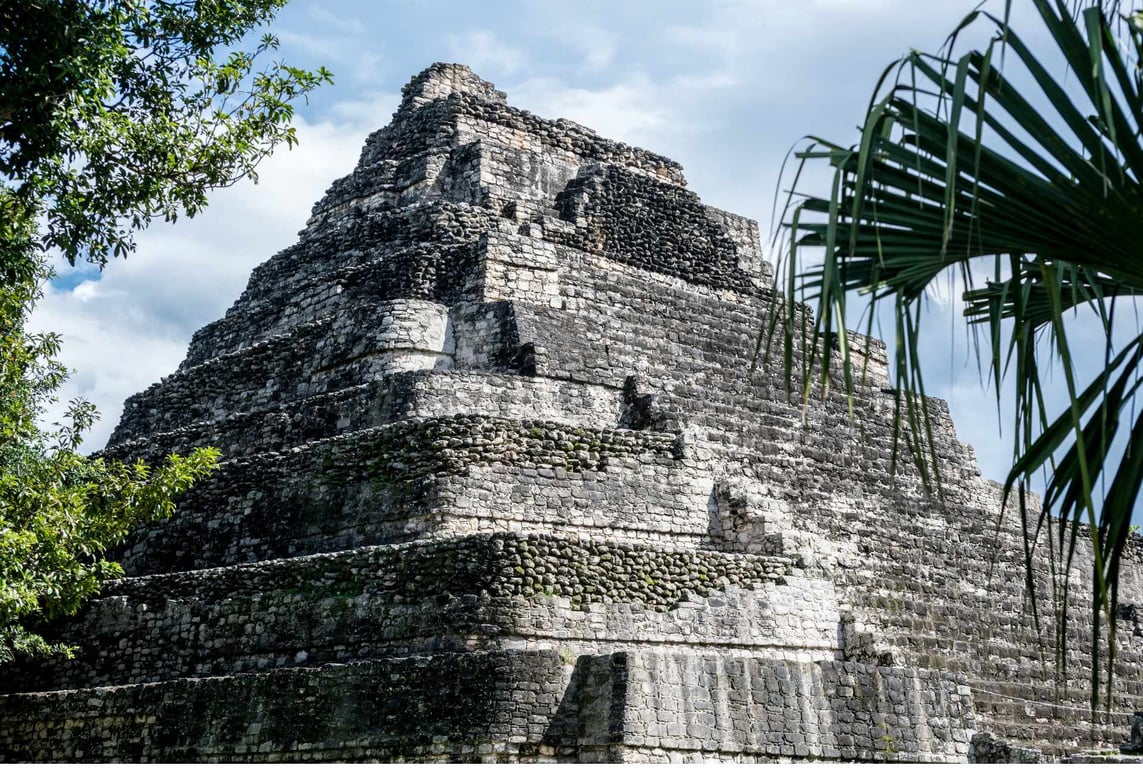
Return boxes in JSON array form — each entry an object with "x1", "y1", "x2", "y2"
[
  {"x1": 151, "y1": 250, "x2": 790, "y2": 453},
  {"x1": 111, "y1": 311, "x2": 359, "y2": 445},
  {"x1": 188, "y1": 200, "x2": 499, "y2": 354},
  {"x1": 970, "y1": 709, "x2": 1131, "y2": 760},
  {"x1": 9, "y1": 534, "x2": 796, "y2": 694},
  {"x1": 104, "y1": 371, "x2": 625, "y2": 464},
  {"x1": 114, "y1": 415, "x2": 692, "y2": 575},
  {"x1": 0, "y1": 651, "x2": 576, "y2": 762},
  {"x1": 0, "y1": 652, "x2": 974, "y2": 763},
  {"x1": 109, "y1": 299, "x2": 527, "y2": 446},
  {"x1": 104, "y1": 381, "x2": 380, "y2": 464}
]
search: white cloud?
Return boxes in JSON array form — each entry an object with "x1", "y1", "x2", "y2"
[
  {"x1": 350, "y1": 52, "x2": 388, "y2": 86},
  {"x1": 446, "y1": 30, "x2": 527, "y2": 76},
  {"x1": 326, "y1": 91, "x2": 398, "y2": 129},
  {"x1": 276, "y1": 30, "x2": 349, "y2": 62},
  {"x1": 509, "y1": 74, "x2": 671, "y2": 149},
  {"x1": 305, "y1": 5, "x2": 367, "y2": 36},
  {"x1": 531, "y1": 20, "x2": 617, "y2": 74},
  {"x1": 578, "y1": 36, "x2": 615, "y2": 73},
  {"x1": 666, "y1": 0, "x2": 981, "y2": 56}
]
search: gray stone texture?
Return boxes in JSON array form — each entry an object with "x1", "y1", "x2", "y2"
[{"x1": 1, "y1": 62, "x2": 1141, "y2": 762}]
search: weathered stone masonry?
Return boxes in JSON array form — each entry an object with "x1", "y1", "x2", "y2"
[{"x1": 1, "y1": 63, "x2": 1141, "y2": 762}]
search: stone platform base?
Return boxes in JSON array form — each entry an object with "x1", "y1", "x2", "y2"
[{"x1": 0, "y1": 651, "x2": 972, "y2": 762}]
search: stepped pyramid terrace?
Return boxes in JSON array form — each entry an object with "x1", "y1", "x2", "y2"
[{"x1": 2, "y1": 63, "x2": 1142, "y2": 763}]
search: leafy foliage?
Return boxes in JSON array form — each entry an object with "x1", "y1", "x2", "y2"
[
  {"x1": 776, "y1": 0, "x2": 1143, "y2": 709},
  {"x1": 0, "y1": 0, "x2": 332, "y2": 265},
  {"x1": 0, "y1": 0, "x2": 329, "y2": 662},
  {"x1": 0, "y1": 202, "x2": 218, "y2": 662}
]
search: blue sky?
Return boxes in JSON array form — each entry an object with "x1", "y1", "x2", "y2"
[{"x1": 31, "y1": 0, "x2": 1085, "y2": 490}]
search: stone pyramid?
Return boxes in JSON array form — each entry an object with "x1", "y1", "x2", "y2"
[{"x1": 2, "y1": 63, "x2": 1141, "y2": 762}]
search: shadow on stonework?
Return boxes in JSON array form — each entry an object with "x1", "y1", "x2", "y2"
[{"x1": 542, "y1": 653, "x2": 626, "y2": 762}]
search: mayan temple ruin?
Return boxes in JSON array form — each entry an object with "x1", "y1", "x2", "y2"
[{"x1": 2, "y1": 62, "x2": 1142, "y2": 762}]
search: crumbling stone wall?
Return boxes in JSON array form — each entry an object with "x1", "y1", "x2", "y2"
[
  {"x1": 0, "y1": 652, "x2": 576, "y2": 762},
  {"x1": 553, "y1": 164, "x2": 758, "y2": 292},
  {"x1": 8, "y1": 534, "x2": 839, "y2": 696}
]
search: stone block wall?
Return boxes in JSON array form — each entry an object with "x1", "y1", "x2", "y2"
[
  {"x1": 616, "y1": 654, "x2": 974, "y2": 762},
  {"x1": 0, "y1": 651, "x2": 975, "y2": 763},
  {"x1": 0, "y1": 652, "x2": 576, "y2": 762},
  {"x1": 10, "y1": 534, "x2": 840, "y2": 697}
]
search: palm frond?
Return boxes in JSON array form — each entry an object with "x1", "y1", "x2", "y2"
[{"x1": 774, "y1": 0, "x2": 1143, "y2": 710}]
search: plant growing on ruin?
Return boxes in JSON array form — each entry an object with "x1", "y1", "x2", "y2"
[
  {"x1": 0, "y1": 0, "x2": 330, "y2": 661},
  {"x1": 776, "y1": 0, "x2": 1143, "y2": 709},
  {"x1": 0, "y1": 202, "x2": 219, "y2": 661}
]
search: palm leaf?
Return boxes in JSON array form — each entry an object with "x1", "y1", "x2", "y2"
[{"x1": 773, "y1": 0, "x2": 1143, "y2": 712}]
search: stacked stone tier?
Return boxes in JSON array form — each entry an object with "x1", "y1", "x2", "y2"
[
  {"x1": 105, "y1": 373, "x2": 627, "y2": 465},
  {"x1": 0, "y1": 652, "x2": 973, "y2": 763},
  {"x1": 6, "y1": 533, "x2": 836, "y2": 695},
  {"x1": 1, "y1": 652, "x2": 579, "y2": 762},
  {"x1": 112, "y1": 413, "x2": 725, "y2": 574}
]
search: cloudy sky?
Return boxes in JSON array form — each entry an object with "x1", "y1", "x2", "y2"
[{"x1": 32, "y1": 0, "x2": 1082, "y2": 488}]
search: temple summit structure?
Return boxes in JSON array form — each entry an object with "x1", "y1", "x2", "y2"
[{"x1": 1, "y1": 63, "x2": 1141, "y2": 763}]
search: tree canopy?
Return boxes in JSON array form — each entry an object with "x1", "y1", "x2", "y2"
[
  {"x1": 1, "y1": 0, "x2": 331, "y2": 265},
  {"x1": 0, "y1": 0, "x2": 330, "y2": 661}
]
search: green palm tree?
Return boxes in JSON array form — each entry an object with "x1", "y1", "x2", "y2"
[{"x1": 777, "y1": 0, "x2": 1143, "y2": 710}]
